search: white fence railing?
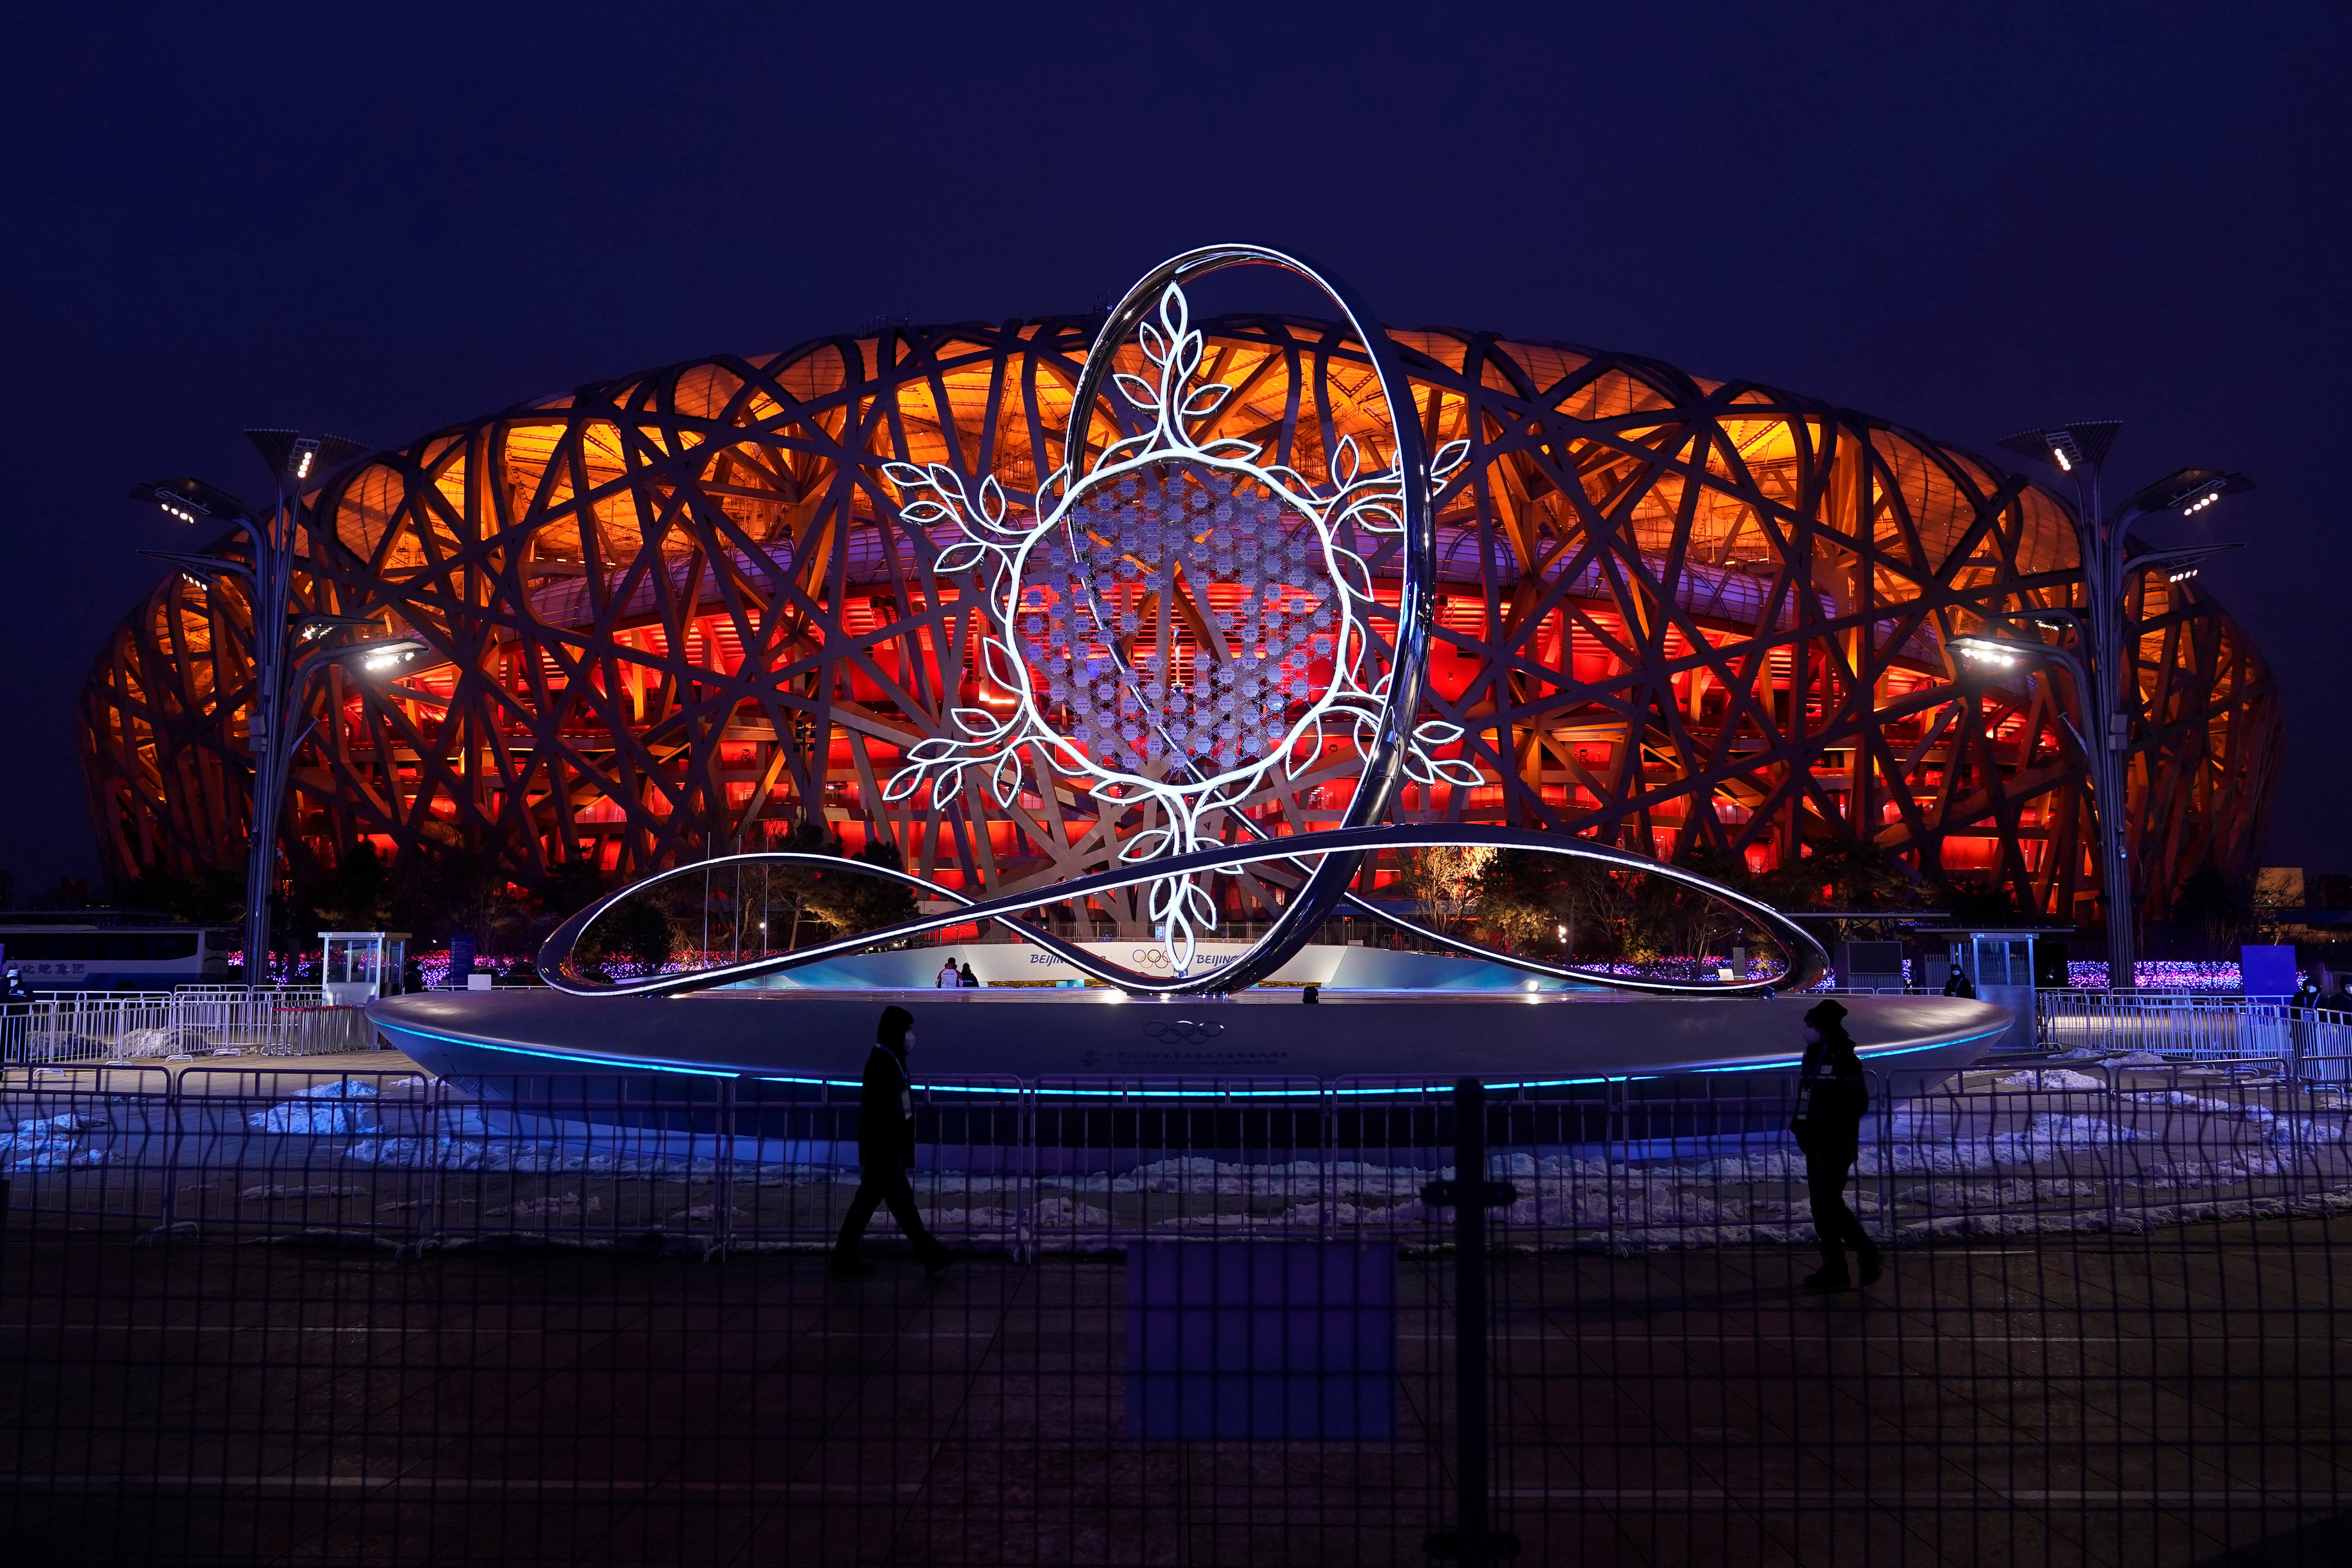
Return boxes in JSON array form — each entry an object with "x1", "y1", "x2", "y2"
[
  {"x1": 2035, "y1": 990, "x2": 2352, "y2": 1072},
  {"x1": 0, "y1": 988, "x2": 378, "y2": 1065}
]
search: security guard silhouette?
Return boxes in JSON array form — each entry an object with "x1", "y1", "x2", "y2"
[
  {"x1": 830, "y1": 1005, "x2": 952, "y2": 1278},
  {"x1": 1791, "y1": 998, "x2": 1883, "y2": 1290}
]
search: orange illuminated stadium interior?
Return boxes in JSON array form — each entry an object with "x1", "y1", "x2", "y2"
[{"x1": 79, "y1": 315, "x2": 2279, "y2": 938}]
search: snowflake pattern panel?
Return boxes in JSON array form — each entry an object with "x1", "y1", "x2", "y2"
[{"x1": 1015, "y1": 461, "x2": 1340, "y2": 776}]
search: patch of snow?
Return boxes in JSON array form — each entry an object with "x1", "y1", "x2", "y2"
[
  {"x1": 1999, "y1": 1069, "x2": 2110, "y2": 1090},
  {"x1": 249, "y1": 1087, "x2": 379, "y2": 1135},
  {"x1": 487, "y1": 1192, "x2": 604, "y2": 1219},
  {"x1": 0, "y1": 1112, "x2": 111, "y2": 1172},
  {"x1": 2126, "y1": 1090, "x2": 2242, "y2": 1114}
]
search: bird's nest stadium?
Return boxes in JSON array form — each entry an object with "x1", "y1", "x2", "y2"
[{"x1": 80, "y1": 258, "x2": 2279, "y2": 949}]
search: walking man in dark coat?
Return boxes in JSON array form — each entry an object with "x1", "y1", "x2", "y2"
[
  {"x1": 831, "y1": 1004, "x2": 952, "y2": 1278},
  {"x1": 1791, "y1": 998, "x2": 1883, "y2": 1291}
]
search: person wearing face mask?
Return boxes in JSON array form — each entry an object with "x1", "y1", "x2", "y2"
[
  {"x1": 830, "y1": 1004, "x2": 953, "y2": 1278},
  {"x1": 1791, "y1": 998, "x2": 1882, "y2": 1290}
]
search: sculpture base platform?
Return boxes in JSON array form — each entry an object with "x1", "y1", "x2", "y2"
[
  {"x1": 366, "y1": 988, "x2": 2012, "y2": 1169},
  {"x1": 372, "y1": 986, "x2": 2009, "y2": 1089}
]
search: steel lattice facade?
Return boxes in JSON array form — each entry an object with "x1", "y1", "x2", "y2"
[{"x1": 79, "y1": 314, "x2": 2281, "y2": 933}]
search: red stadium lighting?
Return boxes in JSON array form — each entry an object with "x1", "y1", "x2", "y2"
[{"x1": 86, "y1": 319, "x2": 2280, "y2": 948}]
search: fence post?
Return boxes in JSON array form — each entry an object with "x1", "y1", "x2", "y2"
[
  {"x1": 141, "y1": 1064, "x2": 184, "y2": 1243},
  {"x1": 1422, "y1": 1076, "x2": 1520, "y2": 1565},
  {"x1": 2105, "y1": 1067, "x2": 2124, "y2": 1232},
  {"x1": 1016, "y1": 1077, "x2": 1035, "y2": 1265},
  {"x1": 1874, "y1": 1069, "x2": 1895, "y2": 1228},
  {"x1": 417, "y1": 1075, "x2": 441, "y2": 1252},
  {"x1": 708, "y1": 1078, "x2": 735, "y2": 1262}
]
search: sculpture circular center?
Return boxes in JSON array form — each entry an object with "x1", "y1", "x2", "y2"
[{"x1": 1017, "y1": 460, "x2": 1337, "y2": 776}]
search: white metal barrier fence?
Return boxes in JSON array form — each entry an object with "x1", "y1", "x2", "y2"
[
  {"x1": 0, "y1": 989, "x2": 377, "y2": 1065},
  {"x1": 2036, "y1": 989, "x2": 2352, "y2": 1071}
]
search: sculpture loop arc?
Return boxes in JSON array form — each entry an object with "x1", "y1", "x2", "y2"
[{"x1": 536, "y1": 824, "x2": 1830, "y2": 999}]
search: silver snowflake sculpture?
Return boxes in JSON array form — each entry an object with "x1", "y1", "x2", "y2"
[{"x1": 881, "y1": 280, "x2": 1472, "y2": 972}]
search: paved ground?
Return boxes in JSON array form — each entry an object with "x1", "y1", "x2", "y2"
[{"x1": 3, "y1": 1216, "x2": 2346, "y2": 1566}]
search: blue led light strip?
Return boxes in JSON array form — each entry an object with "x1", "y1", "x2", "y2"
[{"x1": 383, "y1": 1024, "x2": 2006, "y2": 1096}]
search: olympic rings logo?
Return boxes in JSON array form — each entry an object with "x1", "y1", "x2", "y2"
[
  {"x1": 1128, "y1": 947, "x2": 1232, "y2": 972},
  {"x1": 1142, "y1": 1019, "x2": 1228, "y2": 1045}
]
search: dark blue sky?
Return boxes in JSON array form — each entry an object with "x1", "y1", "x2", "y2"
[{"x1": 2, "y1": 1, "x2": 2340, "y2": 896}]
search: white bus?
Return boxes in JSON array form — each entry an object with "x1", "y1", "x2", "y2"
[{"x1": 0, "y1": 924, "x2": 237, "y2": 990}]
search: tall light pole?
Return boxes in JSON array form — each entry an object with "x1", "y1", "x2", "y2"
[
  {"x1": 1990, "y1": 423, "x2": 2252, "y2": 991},
  {"x1": 132, "y1": 430, "x2": 411, "y2": 984}
]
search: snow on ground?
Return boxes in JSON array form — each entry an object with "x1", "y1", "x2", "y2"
[
  {"x1": 0, "y1": 1112, "x2": 114, "y2": 1172},
  {"x1": 248, "y1": 1079, "x2": 378, "y2": 1134},
  {"x1": 10, "y1": 1065, "x2": 2352, "y2": 1252},
  {"x1": 1998, "y1": 1069, "x2": 2111, "y2": 1089}
]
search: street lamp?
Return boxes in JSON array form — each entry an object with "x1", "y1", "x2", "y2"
[
  {"x1": 1953, "y1": 634, "x2": 2095, "y2": 754},
  {"x1": 132, "y1": 429, "x2": 389, "y2": 984},
  {"x1": 1992, "y1": 423, "x2": 2255, "y2": 991}
]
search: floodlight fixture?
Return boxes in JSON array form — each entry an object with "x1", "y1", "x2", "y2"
[
  {"x1": 1952, "y1": 636, "x2": 2024, "y2": 669},
  {"x1": 138, "y1": 549, "x2": 256, "y2": 587},
  {"x1": 2124, "y1": 541, "x2": 2244, "y2": 583},
  {"x1": 130, "y1": 477, "x2": 259, "y2": 526},
  {"x1": 1997, "y1": 422, "x2": 2122, "y2": 476},
  {"x1": 294, "y1": 636, "x2": 428, "y2": 676},
  {"x1": 245, "y1": 430, "x2": 370, "y2": 483},
  {"x1": 2120, "y1": 466, "x2": 2255, "y2": 518},
  {"x1": 292, "y1": 612, "x2": 386, "y2": 643},
  {"x1": 350, "y1": 639, "x2": 429, "y2": 672}
]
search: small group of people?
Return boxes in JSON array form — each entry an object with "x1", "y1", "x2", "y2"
[
  {"x1": 2289, "y1": 972, "x2": 2352, "y2": 1016},
  {"x1": 934, "y1": 955, "x2": 980, "y2": 989}
]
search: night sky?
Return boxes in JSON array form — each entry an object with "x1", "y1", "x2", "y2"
[{"x1": 3, "y1": 2, "x2": 2339, "y2": 899}]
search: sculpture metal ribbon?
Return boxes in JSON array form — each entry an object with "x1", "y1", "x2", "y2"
[
  {"x1": 538, "y1": 248, "x2": 1829, "y2": 999},
  {"x1": 539, "y1": 826, "x2": 1827, "y2": 998}
]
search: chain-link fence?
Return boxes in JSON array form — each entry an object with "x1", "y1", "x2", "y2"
[{"x1": 4, "y1": 1059, "x2": 2347, "y2": 1564}]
